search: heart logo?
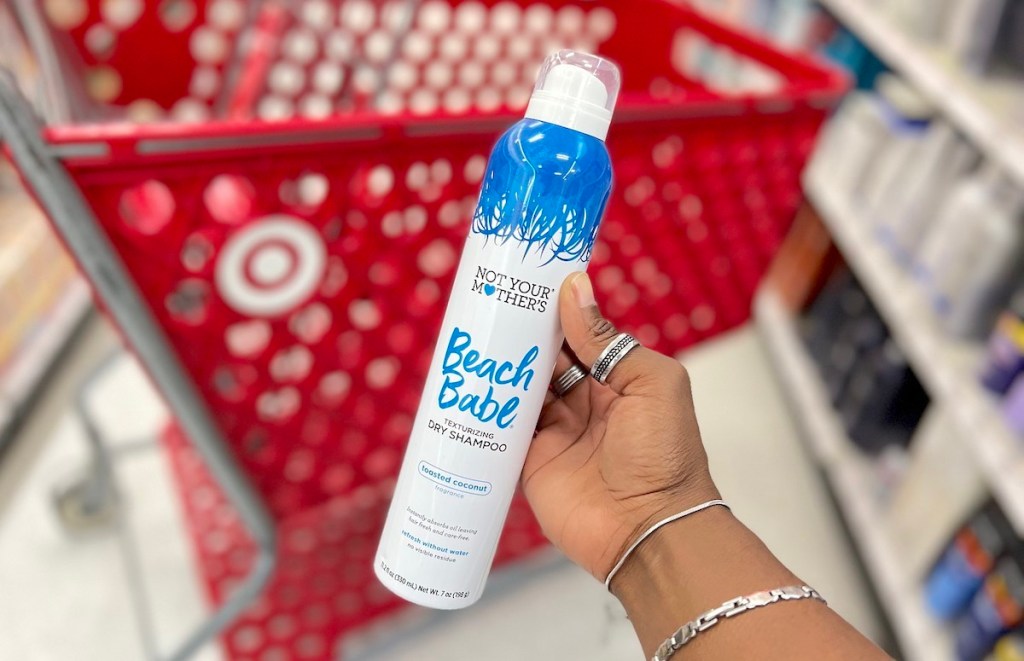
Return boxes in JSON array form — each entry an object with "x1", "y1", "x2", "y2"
[{"x1": 484, "y1": 284, "x2": 496, "y2": 296}]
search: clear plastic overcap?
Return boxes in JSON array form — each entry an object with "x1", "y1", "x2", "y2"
[{"x1": 525, "y1": 50, "x2": 621, "y2": 141}]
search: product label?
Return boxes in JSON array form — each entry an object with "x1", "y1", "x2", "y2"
[
  {"x1": 375, "y1": 239, "x2": 571, "y2": 607},
  {"x1": 426, "y1": 417, "x2": 507, "y2": 453},
  {"x1": 439, "y1": 326, "x2": 539, "y2": 429},
  {"x1": 471, "y1": 266, "x2": 554, "y2": 313},
  {"x1": 418, "y1": 461, "x2": 492, "y2": 495}
]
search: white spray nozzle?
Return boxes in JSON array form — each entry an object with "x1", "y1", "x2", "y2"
[
  {"x1": 541, "y1": 63, "x2": 610, "y2": 108},
  {"x1": 525, "y1": 50, "x2": 621, "y2": 141}
]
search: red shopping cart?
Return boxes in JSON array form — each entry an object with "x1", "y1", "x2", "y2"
[{"x1": 1, "y1": 0, "x2": 847, "y2": 658}]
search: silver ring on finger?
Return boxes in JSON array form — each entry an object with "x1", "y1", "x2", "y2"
[
  {"x1": 591, "y1": 333, "x2": 641, "y2": 385},
  {"x1": 552, "y1": 363, "x2": 588, "y2": 397}
]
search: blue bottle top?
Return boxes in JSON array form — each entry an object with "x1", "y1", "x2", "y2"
[
  {"x1": 469, "y1": 50, "x2": 620, "y2": 265},
  {"x1": 472, "y1": 118, "x2": 613, "y2": 264}
]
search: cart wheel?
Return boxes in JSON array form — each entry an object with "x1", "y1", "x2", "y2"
[{"x1": 52, "y1": 472, "x2": 120, "y2": 533}]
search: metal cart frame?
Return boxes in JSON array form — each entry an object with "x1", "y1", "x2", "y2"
[{"x1": 0, "y1": 71, "x2": 277, "y2": 661}]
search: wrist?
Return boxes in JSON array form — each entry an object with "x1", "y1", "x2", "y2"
[
  {"x1": 610, "y1": 500, "x2": 799, "y2": 658},
  {"x1": 610, "y1": 498, "x2": 737, "y2": 599},
  {"x1": 607, "y1": 475, "x2": 723, "y2": 581}
]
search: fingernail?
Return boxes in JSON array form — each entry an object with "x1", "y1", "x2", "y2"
[{"x1": 571, "y1": 272, "x2": 595, "y2": 308}]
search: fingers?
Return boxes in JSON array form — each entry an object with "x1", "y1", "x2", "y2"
[
  {"x1": 551, "y1": 346, "x2": 591, "y2": 405},
  {"x1": 560, "y1": 272, "x2": 687, "y2": 397},
  {"x1": 539, "y1": 347, "x2": 586, "y2": 430},
  {"x1": 546, "y1": 349, "x2": 574, "y2": 404},
  {"x1": 538, "y1": 353, "x2": 570, "y2": 430},
  {"x1": 552, "y1": 347, "x2": 574, "y2": 379}
]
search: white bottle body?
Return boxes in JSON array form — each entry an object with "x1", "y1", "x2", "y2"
[
  {"x1": 374, "y1": 230, "x2": 582, "y2": 609},
  {"x1": 374, "y1": 51, "x2": 619, "y2": 611}
]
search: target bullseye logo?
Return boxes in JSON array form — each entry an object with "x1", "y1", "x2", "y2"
[
  {"x1": 244, "y1": 238, "x2": 300, "y2": 290},
  {"x1": 216, "y1": 215, "x2": 326, "y2": 317}
]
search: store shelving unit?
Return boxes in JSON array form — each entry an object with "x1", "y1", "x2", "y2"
[
  {"x1": 0, "y1": 278, "x2": 91, "y2": 444},
  {"x1": 803, "y1": 167, "x2": 1024, "y2": 537},
  {"x1": 743, "y1": 0, "x2": 1024, "y2": 655},
  {"x1": 819, "y1": 0, "x2": 1024, "y2": 184},
  {"x1": 755, "y1": 288, "x2": 952, "y2": 661},
  {"x1": 767, "y1": 2, "x2": 1024, "y2": 657}
]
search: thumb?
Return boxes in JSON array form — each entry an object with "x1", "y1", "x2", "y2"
[{"x1": 559, "y1": 272, "x2": 682, "y2": 396}]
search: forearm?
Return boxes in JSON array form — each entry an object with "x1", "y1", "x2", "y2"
[{"x1": 611, "y1": 506, "x2": 889, "y2": 660}]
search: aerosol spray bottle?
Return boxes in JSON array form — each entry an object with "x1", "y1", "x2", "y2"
[{"x1": 375, "y1": 50, "x2": 620, "y2": 609}]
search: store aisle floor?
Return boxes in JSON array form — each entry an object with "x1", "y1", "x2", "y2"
[{"x1": 0, "y1": 322, "x2": 884, "y2": 660}]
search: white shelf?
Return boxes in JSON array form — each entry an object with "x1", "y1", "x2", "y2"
[
  {"x1": 804, "y1": 167, "x2": 1024, "y2": 537},
  {"x1": 0, "y1": 278, "x2": 91, "y2": 438},
  {"x1": 755, "y1": 289, "x2": 952, "y2": 661},
  {"x1": 821, "y1": 0, "x2": 1024, "y2": 184}
]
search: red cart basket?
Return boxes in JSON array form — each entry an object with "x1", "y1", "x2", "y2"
[{"x1": 1, "y1": 0, "x2": 847, "y2": 658}]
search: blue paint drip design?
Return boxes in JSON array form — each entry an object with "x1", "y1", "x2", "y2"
[{"x1": 471, "y1": 119, "x2": 613, "y2": 264}]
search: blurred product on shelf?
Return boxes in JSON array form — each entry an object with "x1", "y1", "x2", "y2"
[
  {"x1": 961, "y1": 0, "x2": 1024, "y2": 76},
  {"x1": 946, "y1": 0, "x2": 1010, "y2": 74},
  {"x1": 946, "y1": 267, "x2": 1024, "y2": 347},
  {"x1": 925, "y1": 501, "x2": 1019, "y2": 621},
  {"x1": 954, "y1": 555, "x2": 1024, "y2": 661},
  {"x1": 802, "y1": 270, "x2": 864, "y2": 378},
  {"x1": 882, "y1": 121, "x2": 978, "y2": 268},
  {"x1": 809, "y1": 62, "x2": 1024, "y2": 351},
  {"x1": 857, "y1": 76, "x2": 934, "y2": 218},
  {"x1": 802, "y1": 269, "x2": 928, "y2": 456},
  {"x1": 997, "y1": 0, "x2": 1024, "y2": 74},
  {"x1": 811, "y1": 74, "x2": 960, "y2": 231},
  {"x1": 820, "y1": 27, "x2": 886, "y2": 88},
  {"x1": 770, "y1": 0, "x2": 830, "y2": 48},
  {"x1": 689, "y1": 0, "x2": 840, "y2": 53},
  {"x1": 840, "y1": 337, "x2": 928, "y2": 454},
  {"x1": 811, "y1": 91, "x2": 887, "y2": 195},
  {"x1": 995, "y1": 631, "x2": 1024, "y2": 661},
  {"x1": 915, "y1": 164, "x2": 1024, "y2": 339},
  {"x1": 849, "y1": 0, "x2": 1024, "y2": 76},
  {"x1": 1004, "y1": 375, "x2": 1024, "y2": 436},
  {"x1": 981, "y1": 286, "x2": 1024, "y2": 396}
]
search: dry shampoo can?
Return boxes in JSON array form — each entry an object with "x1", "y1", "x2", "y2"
[{"x1": 375, "y1": 50, "x2": 620, "y2": 609}]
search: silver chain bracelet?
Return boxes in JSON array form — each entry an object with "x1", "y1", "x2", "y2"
[{"x1": 652, "y1": 585, "x2": 826, "y2": 661}]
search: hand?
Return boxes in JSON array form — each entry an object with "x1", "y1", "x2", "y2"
[{"x1": 522, "y1": 272, "x2": 721, "y2": 582}]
